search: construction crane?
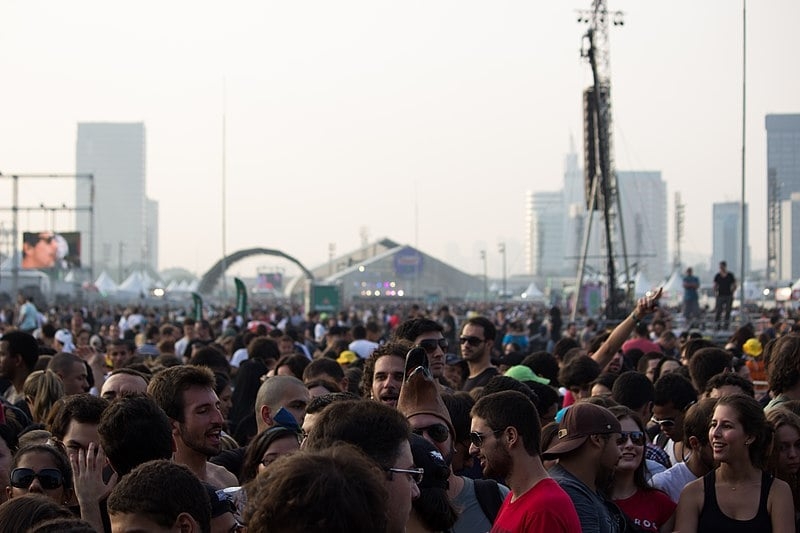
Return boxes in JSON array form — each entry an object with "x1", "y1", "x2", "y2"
[{"x1": 573, "y1": 0, "x2": 631, "y2": 321}]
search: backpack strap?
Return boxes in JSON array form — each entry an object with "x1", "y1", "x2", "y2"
[{"x1": 473, "y1": 478, "x2": 504, "y2": 524}]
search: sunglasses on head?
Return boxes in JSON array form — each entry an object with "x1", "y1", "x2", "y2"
[
  {"x1": 459, "y1": 336, "x2": 485, "y2": 347},
  {"x1": 617, "y1": 431, "x2": 646, "y2": 446},
  {"x1": 418, "y1": 338, "x2": 448, "y2": 354},
  {"x1": 412, "y1": 423, "x2": 450, "y2": 443},
  {"x1": 37, "y1": 235, "x2": 55, "y2": 244},
  {"x1": 10, "y1": 468, "x2": 63, "y2": 490}
]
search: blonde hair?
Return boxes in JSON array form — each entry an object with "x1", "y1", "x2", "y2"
[{"x1": 24, "y1": 369, "x2": 65, "y2": 423}]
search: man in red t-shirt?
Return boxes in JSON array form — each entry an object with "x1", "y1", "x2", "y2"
[{"x1": 470, "y1": 391, "x2": 580, "y2": 533}]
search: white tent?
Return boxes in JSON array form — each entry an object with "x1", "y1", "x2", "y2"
[
  {"x1": 520, "y1": 282, "x2": 546, "y2": 303},
  {"x1": 118, "y1": 271, "x2": 153, "y2": 295},
  {"x1": 94, "y1": 271, "x2": 118, "y2": 294}
]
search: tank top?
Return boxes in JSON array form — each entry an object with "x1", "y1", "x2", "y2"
[{"x1": 697, "y1": 469, "x2": 773, "y2": 533}]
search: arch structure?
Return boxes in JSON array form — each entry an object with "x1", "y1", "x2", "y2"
[{"x1": 198, "y1": 248, "x2": 315, "y2": 295}]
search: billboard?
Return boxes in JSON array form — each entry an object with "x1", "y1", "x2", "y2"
[
  {"x1": 21, "y1": 231, "x2": 81, "y2": 270},
  {"x1": 256, "y1": 272, "x2": 283, "y2": 291}
]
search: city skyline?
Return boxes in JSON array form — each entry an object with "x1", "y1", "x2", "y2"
[{"x1": 0, "y1": 1, "x2": 797, "y2": 283}]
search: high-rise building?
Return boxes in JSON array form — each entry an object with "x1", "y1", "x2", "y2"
[
  {"x1": 766, "y1": 114, "x2": 800, "y2": 201},
  {"x1": 712, "y1": 201, "x2": 750, "y2": 278},
  {"x1": 780, "y1": 193, "x2": 800, "y2": 280},
  {"x1": 766, "y1": 114, "x2": 800, "y2": 281},
  {"x1": 615, "y1": 171, "x2": 668, "y2": 282},
  {"x1": 75, "y1": 123, "x2": 158, "y2": 278},
  {"x1": 526, "y1": 190, "x2": 565, "y2": 277}
]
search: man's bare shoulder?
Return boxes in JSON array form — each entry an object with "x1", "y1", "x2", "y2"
[{"x1": 206, "y1": 461, "x2": 238, "y2": 488}]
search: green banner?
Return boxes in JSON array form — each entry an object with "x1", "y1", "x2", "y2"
[
  {"x1": 191, "y1": 292, "x2": 203, "y2": 321},
  {"x1": 234, "y1": 278, "x2": 248, "y2": 318}
]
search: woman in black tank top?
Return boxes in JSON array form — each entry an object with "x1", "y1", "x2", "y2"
[{"x1": 674, "y1": 394, "x2": 795, "y2": 533}]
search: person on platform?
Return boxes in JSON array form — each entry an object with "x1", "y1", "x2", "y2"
[
  {"x1": 713, "y1": 261, "x2": 737, "y2": 331},
  {"x1": 682, "y1": 267, "x2": 701, "y2": 326}
]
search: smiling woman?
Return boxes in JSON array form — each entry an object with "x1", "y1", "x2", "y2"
[
  {"x1": 675, "y1": 394, "x2": 796, "y2": 533},
  {"x1": 607, "y1": 406, "x2": 676, "y2": 533}
]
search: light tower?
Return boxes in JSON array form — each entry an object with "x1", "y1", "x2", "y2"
[{"x1": 574, "y1": 0, "x2": 629, "y2": 320}]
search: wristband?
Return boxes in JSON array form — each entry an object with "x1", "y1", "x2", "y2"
[{"x1": 630, "y1": 311, "x2": 641, "y2": 324}]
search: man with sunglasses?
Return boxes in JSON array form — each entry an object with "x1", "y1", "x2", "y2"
[
  {"x1": 542, "y1": 402, "x2": 627, "y2": 533},
  {"x1": 651, "y1": 373, "x2": 698, "y2": 466},
  {"x1": 398, "y1": 358, "x2": 509, "y2": 533},
  {"x1": 470, "y1": 391, "x2": 580, "y2": 532},
  {"x1": 459, "y1": 317, "x2": 499, "y2": 393},
  {"x1": 394, "y1": 318, "x2": 450, "y2": 384},
  {"x1": 21, "y1": 231, "x2": 58, "y2": 269}
]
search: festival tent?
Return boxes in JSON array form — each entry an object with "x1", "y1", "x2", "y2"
[
  {"x1": 520, "y1": 282, "x2": 546, "y2": 303},
  {"x1": 94, "y1": 271, "x2": 118, "y2": 294},
  {"x1": 118, "y1": 271, "x2": 155, "y2": 295}
]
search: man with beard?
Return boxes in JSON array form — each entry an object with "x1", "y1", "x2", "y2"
[
  {"x1": 362, "y1": 341, "x2": 410, "y2": 407},
  {"x1": 398, "y1": 358, "x2": 508, "y2": 533},
  {"x1": 542, "y1": 402, "x2": 626, "y2": 533},
  {"x1": 459, "y1": 317, "x2": 499, "y2": 393},
  {"x1": 470, "y1": 391, "x2": 580, "y2": 532},
  {"x1": 394, "y1": 318, "x2": 449, "y2": 386},
  {"x1": 148, "y1": 365, "x2": 237, "y2": 488}
]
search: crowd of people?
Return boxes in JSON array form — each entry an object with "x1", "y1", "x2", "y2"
[{"x1": 1, "y1": 290, "x2": 800, "y2": 532}]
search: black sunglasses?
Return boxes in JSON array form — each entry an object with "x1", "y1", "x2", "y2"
[
  {"x1": 10, "y1": 468, "x2": 64, "y2": 490},
  {"x1": 418, "y1": 338, "x2": 448, "y2": 353},
  {"x1": 617, "y1": 431, "x2": 646, "y2": 446},
  {"x1": 412, "y1": 423, "x2": 450, "y2": 443},
  {"x1": 459, "y1": 336, "x2": 485, "y2": 347},
  {"x1": 37, "y1": 235, "x2": 55, "y2": 244},
  {"x1": 469, "y1": 429, "x2": 503, "y2": 448}
]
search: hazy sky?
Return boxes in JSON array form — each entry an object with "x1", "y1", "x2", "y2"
[{"x1": 0, "y1": 1, "x2": 797, "y2": 282}]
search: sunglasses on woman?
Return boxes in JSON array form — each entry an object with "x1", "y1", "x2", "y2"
[
  {"x1": 616, "y1": 431, "x2": 646, "y2": 446},
  {"x1": 10, "y1": 468, "x2": 64, "y2": 490}
]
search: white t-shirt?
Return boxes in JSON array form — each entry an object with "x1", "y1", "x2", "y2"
[
  {"x1": 230, "y1": 348, "x2": 249, "y2": 368},
  {"x1": 649, "y1": 461, "x2": 696, "y2": 503},
  {"x1": 349, "y1": 339, "x2": 379, "y2": 359}
]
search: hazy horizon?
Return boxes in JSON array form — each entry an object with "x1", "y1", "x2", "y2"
[{"x1": 1, "y1": 1, "x2": 797, "y2": 283}]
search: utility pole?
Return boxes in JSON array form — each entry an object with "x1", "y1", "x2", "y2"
[
  {"x1": 480, "y1": 250, "x2": 488, "y2": 302},
  {"x1": 674, "y1": 192, "x2": 685, "y2": 272},
  {"x1": 498, "y1": 243, "x2": 507, "y2": 299}
]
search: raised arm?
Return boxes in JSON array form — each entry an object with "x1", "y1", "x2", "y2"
[{"x1": 590, "y1": 287, "x2": 662, "y2": 369}]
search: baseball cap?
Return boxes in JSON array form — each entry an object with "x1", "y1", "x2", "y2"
[
  {"x1": 504, "y1": 365, "x2": 550, "y2": 386},
  {"x1": 203, "y1": 483, "x2": 236, "y2": 519},
  {"x1": 541, "y1": 402, "x2": 621, "y2": 459},
  {"x1": 54, "y1": 329, "x2": 75, "y2": 354},
  {"x1": 445, "y1": 353, "x2": 464, "y2": 366},
  {"x1": 409, "y1": 433, "x2": 450, "y2": 491}
]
